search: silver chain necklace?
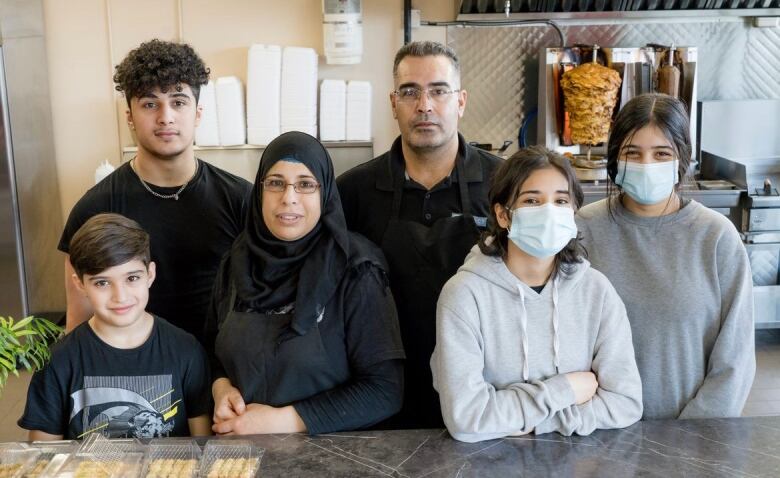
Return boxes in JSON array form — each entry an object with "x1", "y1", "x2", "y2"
[{"x1": 130, "y1": 157, "x2": 198, "y2": 201}]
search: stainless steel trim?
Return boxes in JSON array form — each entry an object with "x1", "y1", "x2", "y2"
[
  {"x1": 457, "y1": 9, "x2": 780, "y2": 24},
  {"x1": 0, "y1": 45, "x2": 26, "y2": 317}
]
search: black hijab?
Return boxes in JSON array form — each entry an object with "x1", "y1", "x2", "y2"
[{"x1": 229, "y1": 131, "x2": 350, "y2": 335}]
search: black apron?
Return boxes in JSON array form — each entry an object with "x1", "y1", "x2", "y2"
[
  {"x1": 214, "y1": 287, "x2": 347, "y2": 406},
  {"x1": 379, "y1": 155, "x2": 481, "y2": 429}
]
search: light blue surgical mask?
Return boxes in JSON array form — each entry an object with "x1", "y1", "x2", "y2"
[
  {"x1": 507, "y1": 203, "x2": 578, "y2": 258},
  {"x1": 615, "y1": 160, "x2": 679, "y2": 205}
]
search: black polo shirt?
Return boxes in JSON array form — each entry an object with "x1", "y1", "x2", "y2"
[{"x1": 337, "y1": 134, "x2": 502, "y2": 243}]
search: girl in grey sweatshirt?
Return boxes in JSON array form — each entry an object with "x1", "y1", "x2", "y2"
[
  {"x1": 575, "y1": 94, "x2": 755, "y2": 420},
  {"x1": 431, "y1": 147, "x2": 642, "y2": 443}
]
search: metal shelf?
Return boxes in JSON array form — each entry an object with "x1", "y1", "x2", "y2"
[
  {"x1": 457, "y1": 8, "x2": 780, "y2": 24},
  {"x1": 121, "y1": 141, "x2": 373, "y2": 154}
]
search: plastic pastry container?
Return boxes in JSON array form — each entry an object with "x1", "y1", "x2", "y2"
[
  {"x1": 199, "y1": 441, "x2": 264, "y2": 478},
  {"x1": 51, "y1": 452, "x2": 144, "y2": 478},
  {"x1": 0, "y1": 444, "x2": 41, "y2": 478},
  {"x1": 56, "y1": 435, "x2": 145, "y2": 478},
  {"x1": 142, "y1": 439, "x2": 201, "y2": 478},
  {"x1": 24, "y1": 441, "x2": 78, "y2": 478}
]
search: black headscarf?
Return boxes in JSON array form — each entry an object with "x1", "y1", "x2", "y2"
[{"x1": 229, "y1": 131, "x2": 350, "y2": 335}]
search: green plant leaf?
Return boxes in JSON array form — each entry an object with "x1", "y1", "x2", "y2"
[
  {"x1": 18, "y1": 355, "x2": 31, "y2": 371},
  {"x1": 0, "y1": 356, "x2": 13, "y2": 369},
  {"x1": 14, "y1": 329, "x2": 38, "y2": 337},
  {"x1": 11, "y1": 316, "x2": 33, "y2": 331}
]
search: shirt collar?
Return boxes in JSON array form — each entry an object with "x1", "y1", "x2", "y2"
[{"x1": 376, "y1": 133, "x2": 483, "y2": 192}]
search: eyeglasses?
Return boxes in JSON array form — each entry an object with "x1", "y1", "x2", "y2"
[
  {"x1": 393, "y1": 86, "x2": 461, "y2": 103},
  {"x1": 261, "y1": 178, "x2": 321, "y2": 194}
]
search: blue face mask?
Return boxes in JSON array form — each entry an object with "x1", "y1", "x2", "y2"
[
  {"x1": 507, "y1": 204, "x2": 578, "y2": 258},
  {"x1": 615, "y1": 160, "x2": 679, "y2": 205}
]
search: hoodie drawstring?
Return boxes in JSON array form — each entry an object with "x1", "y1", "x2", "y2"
[
  {"x1": 551, "y1": 278, "x2": 560, "y2": 374},
  {"x1": 517, "y1": 280, "x2": 561, "y2": 382},
  {"x1": 516, "y1": 285, "x2": 529, "y2": 382}
]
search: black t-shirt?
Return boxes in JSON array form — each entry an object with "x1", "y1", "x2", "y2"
[
  {"x1": 19, "y1": 317, "x2": 210, "y2": 439},
  {"x1": 59, "y1": 160, "x2": 251, "y2": 342},
  {"x1": 336, "y1": 134, "x2": 501, "y2": 244},
  {"x1": 206, "y1": 234, "x2": 406, "y2": 435}
]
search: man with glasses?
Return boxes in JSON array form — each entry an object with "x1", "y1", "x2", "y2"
[{"x1": 337, "y1": 41, "x2": 501, "y2": 429}]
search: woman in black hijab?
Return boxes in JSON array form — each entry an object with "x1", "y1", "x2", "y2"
[{"x1": 206, "y1": 132, "x2": 405, "y2": 435}]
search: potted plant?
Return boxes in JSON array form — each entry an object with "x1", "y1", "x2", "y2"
[{"x1": 0, "y1": 316, "x2": 62, "y2": 392}]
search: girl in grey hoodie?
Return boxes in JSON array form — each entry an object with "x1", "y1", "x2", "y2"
[{"x1": 431, "y1": 147, "x2": 642, "y2": 443}]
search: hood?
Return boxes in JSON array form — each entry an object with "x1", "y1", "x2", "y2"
[{"x1": 460, "y1": 243, "x2": 590, "y2": 298}]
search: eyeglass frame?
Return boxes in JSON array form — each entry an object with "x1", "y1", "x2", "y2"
[
  {"x1": 392, "y1": 85, "x2": 462, "y2": 104},
  {"x1": 261, "y1": 177, "x2": 321, "y2": 194}
]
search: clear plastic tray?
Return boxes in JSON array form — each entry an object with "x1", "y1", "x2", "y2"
[
  {"x1": 76, "y1": 434, "x2": 144, "y2": 456},
  {"x1": 142, "y1": 439, "x2": 201, "y2": 478},
  {"x1": 199, "y1": 441, "x2": 264, "y2": 478},
  {"x1": 23, "y1": 441, "x2": 78, "y2": 478},
  {"x1": 0, "y1": 444, "x2": 42, "y2": 478},
  {"x1": 51, "y1": 452, "x2": 144, "y2": 478}
]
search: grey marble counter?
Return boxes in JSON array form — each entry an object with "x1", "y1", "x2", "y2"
[{"x1": 229, "y1": 417, "x2": 780, "y2": 477}]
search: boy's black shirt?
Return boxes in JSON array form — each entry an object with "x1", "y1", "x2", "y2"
[
  {"x1": 19, "y1": 316, "x2": 210, "y2": 439},
  {"x1": 58, "y1": 160, "x2": 251, "y2": 343}
]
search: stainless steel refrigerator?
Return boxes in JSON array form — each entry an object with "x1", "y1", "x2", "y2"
[{"x1": 0, "y1": 0, "x2": 64, "y2": 320}]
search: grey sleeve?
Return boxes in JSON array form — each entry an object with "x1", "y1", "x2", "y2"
[
  {"x1": 678, "y1": 227, "x2": 755, "y2": 419},
  {"x1": 535, "y1": 285, "x2": 643, "y2": 436},
  {"x1": 431, "y1": 299, "x2": 576, "y2": 443}
]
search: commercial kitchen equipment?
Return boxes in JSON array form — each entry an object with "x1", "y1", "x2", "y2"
[
  {"x1": 538, "y1": 45, "x2": 698, "y2": 183},
  {"x1": 699, "y1": 99, "x2": 780, "y2": 328}
]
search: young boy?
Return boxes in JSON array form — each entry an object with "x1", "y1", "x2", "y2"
[{"x1": 20, "y1": 213, "x2": 211, "y2": 439}]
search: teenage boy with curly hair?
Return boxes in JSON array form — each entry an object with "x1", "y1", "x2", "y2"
[{"x1": 59, "y1": 40, "x2": 251, "y2": 342}]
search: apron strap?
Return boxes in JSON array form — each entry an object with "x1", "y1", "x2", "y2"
[
  {"x1": 455, "y1": 154, "x2": 473, "y2": 217},
  {"x1": 390, "y1": 151, "x2": 474, "y2": 220},
  {"x1": 390, "y1": 157, "x2": 406, "y2": 220}
]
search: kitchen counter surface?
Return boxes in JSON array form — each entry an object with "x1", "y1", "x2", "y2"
[{"x1": 230, "y1": 416, "x2": 780, "y2": 477}]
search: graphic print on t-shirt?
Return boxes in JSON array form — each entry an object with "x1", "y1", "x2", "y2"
[{"x1": 71, "y1": 375, "x2": 179, "y2": 438}]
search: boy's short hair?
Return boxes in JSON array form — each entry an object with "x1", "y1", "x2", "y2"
[
  {"x1": 69, "y1": 213, "x2": 151, "y2": 278},
  {"x1": 113, "y1": 39, "x2": 210, "y2": 107}
]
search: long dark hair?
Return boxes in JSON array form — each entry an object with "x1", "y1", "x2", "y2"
[
  {"x1": 607, "y1": 93, "x2": 692, "y2": 216},
  {"x1": 479, "y1": 146, "x2": 586, "y2": 278}
]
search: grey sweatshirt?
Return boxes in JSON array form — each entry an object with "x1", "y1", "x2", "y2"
[
  {"x1": 576, "y1": 198, "x2": 755, "y2": 420},
  {"x1": 431, "y1": 246, "x2": 642, "y2": 443}
]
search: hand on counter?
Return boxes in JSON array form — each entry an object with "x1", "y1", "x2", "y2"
[
  {"x1": 565, "y1": 371, "x2": 599, "y2": 405},
  {"x1": 212, "y1": 403, "x2": 307, "y2": 435},
  {"x1": 212, "y1": 377, "x2": 246, "y2": 423}
]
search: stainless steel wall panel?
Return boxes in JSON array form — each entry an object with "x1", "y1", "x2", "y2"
[
  {"x1": 448, "y1": 21, "x2": 780, "y2": 149},
  {"x1": 0, "y1": 0, "x2": 64, "y2": 317},
  {"x1": 0, "y1": 0, "x2": 45, "y2": 40},
  {"x1": 0, "y1": 46, "x2": 25, "y2": 318}
]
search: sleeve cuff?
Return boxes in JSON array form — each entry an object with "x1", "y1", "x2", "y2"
[
  {"x1": 534, "y1": 414, "x2": 563, "y2": 435},
  {"x1": 541, "y1": 374, "x2": 576, "y2": 412}
]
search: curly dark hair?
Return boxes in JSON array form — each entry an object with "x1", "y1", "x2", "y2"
[
  {"x1": 113, "y1": 39, "x2": 210, "y2": 107},
  {"x1": 479, "y1": 146, "x2": 586, "y2": 279}
]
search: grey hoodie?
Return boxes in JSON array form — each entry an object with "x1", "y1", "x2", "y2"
[{"x1": 431, "y1": 247, "x2": 642, "y2": 443}]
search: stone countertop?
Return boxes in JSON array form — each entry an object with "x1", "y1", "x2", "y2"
[{"x1": 221, "y1": 416, "x2": 780, "y2": 477}]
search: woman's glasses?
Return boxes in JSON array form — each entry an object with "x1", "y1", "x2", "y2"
[{"x1": 262, "y1": 178, "x2": 321, "y2": 194}]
